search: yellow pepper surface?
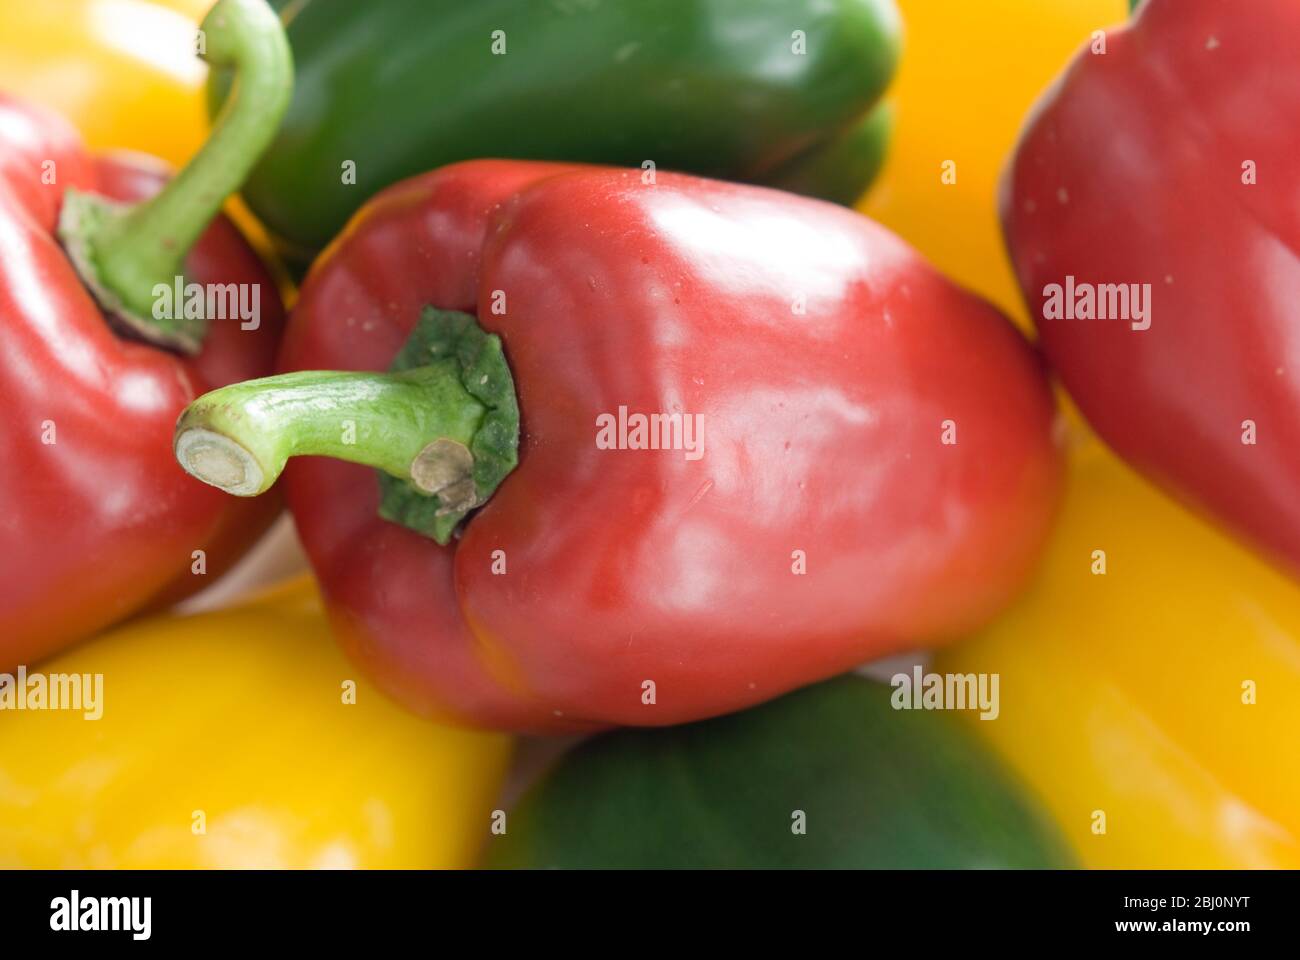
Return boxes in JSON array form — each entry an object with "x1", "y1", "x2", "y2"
[
  {"x1": 0, "y1": 0, "x2": 212, "y2": 168},
  {"x1": 860, "y1": 0, "x2": 1128, "y2": 327},
  {"x1": 0, "y1": 579, "x2": 512, "y2": 868},
  {"x1": 937, "y1": 433, "x2": 1300, "y2": 868},
  {"x1": 872, "y1": 0, "x2": 1300, "y2": 868}
]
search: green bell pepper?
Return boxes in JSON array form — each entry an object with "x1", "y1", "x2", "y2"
[
  {"x1": 486, "y1": 677, "x2": 1075, "y2": 869},
  {"x1": 765, "y1": 101, "x2": 892, "y2": 207},
  {"x1": 217, "y1": 0, "x2": 901, "y2": 263}
]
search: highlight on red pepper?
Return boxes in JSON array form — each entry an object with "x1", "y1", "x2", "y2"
[
  {"x1": 0, "y1": 0, "x2": 292, "y2": 669},
  {"x1": 487, "y1": 676, "x2": 1075, "y2": 869},
  {"x1": 1001, "y1": 0, "x2": 1300, "y2": 578},
  {"x1": 173, "y1": 159, "x2": 1064, "y2": 732}
]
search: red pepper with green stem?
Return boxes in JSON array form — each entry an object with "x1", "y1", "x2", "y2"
[
  {"x1": 0, "y1": 0, "x2": 291, "y2": 668},
  {"x1": 176, "y1": 160, "x2": 1063, "y2": 732}
]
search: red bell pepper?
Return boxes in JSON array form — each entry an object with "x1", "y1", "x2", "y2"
[
  {"x1": 175, "y1": 159, "x2": 1063, "y2": 732},
  {"x1": 1002, "y1": 0, "x2": 1300, "y2": 575},
  {"x1": 0, "y1": 0, "x2": 290, "y2": 668}
]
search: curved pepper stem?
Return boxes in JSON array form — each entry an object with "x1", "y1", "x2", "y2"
[
  {"x1": 58, "y1": 0, "x2": 292, "y2": 354},
  {"x1": 175, "y1": 364, "x2": 487, "y2": 492},
  {"x1": 175, "y1": 309, "x2": 520, "y2": 544}
]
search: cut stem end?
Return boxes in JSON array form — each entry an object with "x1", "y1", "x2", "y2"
[{"x1": 175, "y1": 427, "x2": 266, "y2": 496}]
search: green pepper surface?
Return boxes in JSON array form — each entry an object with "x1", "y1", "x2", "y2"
[
  {"x1": 486, "y1": 677, "x2": 1075, "y2": 868},
  {"x1": 219, "y1": 0, "x2": 900, "y2": 263}
]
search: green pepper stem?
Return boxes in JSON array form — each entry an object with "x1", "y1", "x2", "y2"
[
  {"x1": 174, "y1": 365, "x2": 488, "y2": 497},
  {"x1": 176, "y1": 308, "x2": 521, "y2": 544},
  {"x1": 59, "y1": 0, "x2": 292, "y2": 353}
]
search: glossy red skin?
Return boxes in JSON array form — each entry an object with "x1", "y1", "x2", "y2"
[
  {"x1": 282, "y1": 159, "x2": 1063, "y2": 733},
  {"x1": 0, "y1": 96, "x2": 284, "y2": 669},
  {"x1": 1003, "y1": 0, "x2": 1300, "y2": 575}
]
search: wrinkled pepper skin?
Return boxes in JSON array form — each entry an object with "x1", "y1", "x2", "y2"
[
  {"x1": 220, "y1": 0, "x2": 901, "y2": 260},
  {"x1": 0, "y1": 96, "x2": 284, "y2": 669},
  {"x1": 0, "y1": 579, "x2": 511, "y2": 869},
  {"x1": 1002, "y1": 0, "x2": 1300, "y2": 576},
  {"x1": 936, "y1": 435, "x2": 1300, "y2": 868},
  {"x1": 276, "y1": 160, "x2": 1063, "y2": 733},
  {"x1": 487, "y1": 676, "x2": 1075, "y2": 869}
]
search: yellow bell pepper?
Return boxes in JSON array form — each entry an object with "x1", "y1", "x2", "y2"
[
  {"x1": 859, "y1": 0, "x2": 1127, "y2": 326},
  {"x1": 0, "y1": 0, "x2": 212, "y2": 168},
  {"x1": 936, "y1": 434, "x2": 1300, "y2": 868},
  {"x1": 0, "y1": 579, "x2": 511, "y2": 869}
]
